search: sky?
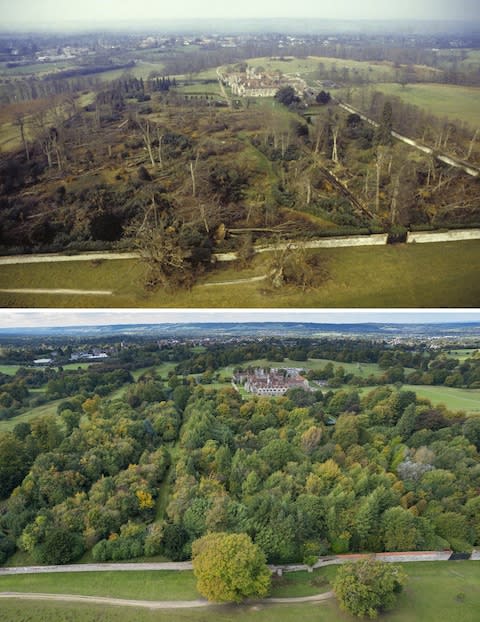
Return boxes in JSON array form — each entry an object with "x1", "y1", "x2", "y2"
[
  {"x1": 0, "y1": 310, "x2": 479, "y2": 329},
  {"x1": 1, "y1": 0, "x2": 479, "y2": 26}
]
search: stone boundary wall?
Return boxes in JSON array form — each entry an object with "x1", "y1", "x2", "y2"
[
  {"x1": 310, "y1": 550, "x2": 452, "y2": 568},
  {"x1": 255, "y1": 234, "x2": 388, "y2": 254},
  {"x1": 2, "y1": 550, "x2": 476, "y2": 577},
  {"x1": 0, "y1": 562, "x2": 193, "y2": 575},
  {"x1": 407, "y1": 229, "x2": 480, "y2": 244}
]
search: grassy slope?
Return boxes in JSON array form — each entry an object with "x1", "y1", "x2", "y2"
[
  {"x1": 371, "y1": 82, "x2": 480, "y2": 127},
  {"x1": 0, "y1": 398, "x2": 62, "y2": 433},
  {"x1": 1, "y1": 241, "x2": 479, "y2": 308}
]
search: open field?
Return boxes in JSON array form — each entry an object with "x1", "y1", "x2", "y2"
[
  {"x1": 0, "y1": 398, "x2": 63, "y2": 433},
  {"x1": 0, "y1": 570, "x2": 198, "y2": 601},
  {"x1": 219, "y1": 357, "x2": 385, "y2": 378},
  {"x1": 239, "y1": 55, "x2": 400, "y2": 84},
  {"x1": 131, "y1": 362, "x2": 178, "y2": 381},
  {"x1": 0, "y1": 364, "x2": 23, "y2": 375},
  {"x1": 0, "y1": 362, "x2": 91, "y2": 375},
  {"x1": 400, "y1": 384, "x2": 480, "y2": 414},
  {"x1": 447, "y1": 349, "x2": 479, "y2": 361},
  {"x1": 0, "y1": 569, "x2": 328, "y2": 600},
  {"x1": 369, "y1": 82, "x2": 480, "y2": 127},
  {"x1": 0, "y1": 240, "x2": 479, "y2": 308},
  {"x1": 359, "y1": 384, "x2": 480, "y2": 414},
  {"x1": 1, "y1": 562, "x2": 479, "y2": 622}
]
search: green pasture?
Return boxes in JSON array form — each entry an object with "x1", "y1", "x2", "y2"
[
  {"x1": 400, "y1": 384, "x2": 480, "y2": 414},
  {"x1": 0, "y1": 364, "x2": 22, "y2": 375},
  {"x1": 132, "y1": 362, "x2": 179, "y2": 381},
  {"x1": 0, "y1": 60, "x2": 76, "y2": 77},
  {"x1": 237, "y1": 55, "x2": 399, "y2": 84},
  {"x1": 359, "y1": 384, "x2": 480, "y2": 414},
  {"x1": 0, "y1": 240, "x2": 479, "y2": 308},
  {"x1": 436, "y1": 49, "x2": 480, "y2": 73},
  {"x1": 0, "y1": 398, "x2": 63, "y2": 433},
  {"x1": 447, "y1": 349, "x2": 479, "y2": 361},
  {"x1": 220, "y1": 357, "x2": 383, "y2": 377},
  {"x1": 0, "y1": 363, "x2": 90, "y2": 375},
  {"x1": 1, "y1": 561, "x2": 480, "y2": 622},
  {"x1": 370, "y1": 82, "x2": 480, "y2": 128}
]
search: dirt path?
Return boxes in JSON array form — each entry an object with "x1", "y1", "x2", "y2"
[
  {"x1": 0, "y1": 251, "x2": 138, "y2": 265},
  {"x1": 0, "y1": 592, "x2": 211, "y2": 609},
  {"x1": 0, "y1": 590, "x2": 334, "y2": 609},
  {"x1": 0, "y1": 288, "x2": 112, "y2": 295},
  {"x1": 201, "y1": 275, "x2": 267, "y2": 286}
]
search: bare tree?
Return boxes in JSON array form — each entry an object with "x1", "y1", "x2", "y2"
[
  {"x1": 137, "y1": 118, "x2": 156, "y2": 167},
  {"x1": 467, "y1": 128, "x2": 479, "y2": 160},
  {"x1": 331, "y1": 126, "x2": 339, "y2": 163},
  {"x1": 13, "y1": 113, "x2": 30, "y2": 161}
]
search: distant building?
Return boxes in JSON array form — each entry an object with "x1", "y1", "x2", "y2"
[
  {"x1": 221, "y1": 64, "x2": 306, "y2": 99},
  {"x1": 234, "y1": 367, "x2": 310, "y2": 396}
]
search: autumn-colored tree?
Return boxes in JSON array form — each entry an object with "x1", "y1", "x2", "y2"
[{"x1": 192, "y1": 532, "x2": 271, "y2": 603}]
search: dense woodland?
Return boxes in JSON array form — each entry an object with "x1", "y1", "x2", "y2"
[{"x1": 0, "y1": 337, "x2": 479, "y2": 566}]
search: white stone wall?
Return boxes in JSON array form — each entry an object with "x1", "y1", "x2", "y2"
[{"x1": 407, "y1": 229, "x2": 480, "y2": 244}]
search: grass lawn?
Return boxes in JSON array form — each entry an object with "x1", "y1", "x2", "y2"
[
  {"x1": 0, "y1": 570, "x2": 198, "y2": 601},
  {"x1": 221, "y1": 357, "x2": 384, "y2": 377},
  {"x1": 371, "y1": 82, "x2": 480, "y2": 128},
  {"x1": 1, "y1": 562, "x2": 479, "y2": 621},
  {"x1": 359, "y1": 384, "x2": 480, "y2": 414},
  {"x1": 1, "y1": 240, "x2": 479, "y2": 308},
  {"x1": 400, "y1": 385, "x2": 480, "y2": 414}
]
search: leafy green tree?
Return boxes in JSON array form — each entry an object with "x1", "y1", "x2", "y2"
[
  {"x1": 192, "y1": 532, "x2": 271, "y2": 603},
  {"x1": 333, "y1": 559, "x2": 407, "y2": 618},
  {"x1": 33, "y1": 526, "x2": 85, "y2": 565},
  {"x1": 381, "y1": 507, "x2": 420, "y2": 551},
  {"x1": 275, "y1": 86, "x2": 300, "y2": 107}
]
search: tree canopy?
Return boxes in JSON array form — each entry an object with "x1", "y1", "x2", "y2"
[
  {"x1": 333, "y1": 559, "x2": 407, "y2": 618},
  {"x1": 191, "y1": 532, "x2": 271, "y2": 602}
]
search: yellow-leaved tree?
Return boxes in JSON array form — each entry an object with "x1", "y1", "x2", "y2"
[{"x1": 192, "y1": 532, "x2": 271, "y2": 603}]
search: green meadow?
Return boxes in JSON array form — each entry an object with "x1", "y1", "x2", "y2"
[
  {"x1": 371, "y1": 82, "x2": 480, "y2": 127},
  {"x1": 1, "y1": 240, "x2": 479, "y2": 308},
  {"x1": 1, "y1": 562, "x2": 480, "y2": 622},
  {"x1": 0, "y1": 399, "x2": 63, "y2": 433}
]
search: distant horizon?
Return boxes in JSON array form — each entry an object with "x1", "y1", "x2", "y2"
[
  {"x1": 1, "y1": 0, "x2": 479, "y2": 29},
  {"x1": 0, "y1": 310, "x2": 479, "y2": 330},
  {"x1": 1, "y1": 16, "x2": 479, "y2": 33}
]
